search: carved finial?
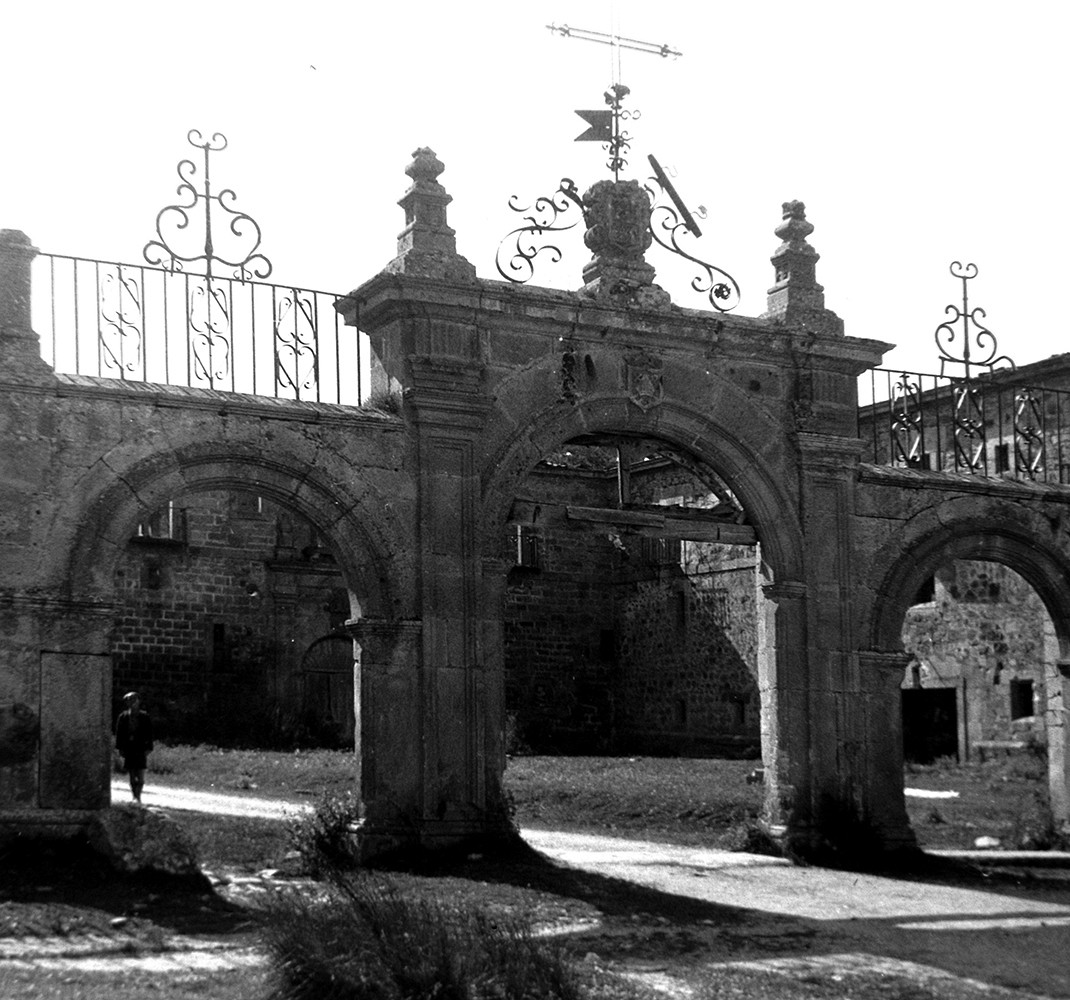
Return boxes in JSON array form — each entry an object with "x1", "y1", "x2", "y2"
[
  {"x1": 405, "y1": 147, "x2": 446, "y2": 186},
  {"x1": 387, "y1": 147, "x2": 476, "y2": 282},
  {"x1": 763, "y1": 200, "x2": 842, "y2": 336},
  {"x1": 774, "y1": 201, "x2": 815, "y2": 244}
]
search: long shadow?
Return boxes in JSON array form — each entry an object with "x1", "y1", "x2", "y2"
[
  {"x1": 374, "y1": 837, "x2": 1070, "y2": 996},
  {"x1": 0, "y1": 840, "x2": 253, "y2": 937}
]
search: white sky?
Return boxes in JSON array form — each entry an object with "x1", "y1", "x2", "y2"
[{"x1": 3, "y1": 0, "x2": 1067, "y2": 375}]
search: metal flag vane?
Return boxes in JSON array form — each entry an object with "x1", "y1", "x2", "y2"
[
  {"x1": 494, "y1": 26, "x2": 739, "y2": 313},
  {"x1": 547, "y1": 22, "x2": 681, "y2": 181}
]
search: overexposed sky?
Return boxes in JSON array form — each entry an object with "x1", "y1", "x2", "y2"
[{"x1": 2, "y1": 0, "x2": 1066, "y2": 375}]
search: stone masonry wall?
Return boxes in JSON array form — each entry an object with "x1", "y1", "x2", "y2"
[
  {"x1": 901, "y1": 559, "x2": 1049, "y2": 756},
  {"x1": 112, "y1": 490, "x2": 346, "y2": 742},
  {"x1": 503, "y1": 457, "x2": 760, "y2": 756}
]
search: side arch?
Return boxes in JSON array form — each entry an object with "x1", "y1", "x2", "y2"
[{"x1": 866, "y1": 504, "x2": 1070, "y2": 658}]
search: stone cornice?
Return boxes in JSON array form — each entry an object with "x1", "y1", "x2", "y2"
[
  {"x1": 344, "y1": 272, "x2": 888, "y2": 373},
  {"x1": 0, "y1": 377, "x2": 400, "y2": 430},
  {"x1": 857, "y1": 463, "x2": 1070, "y2": 503}
]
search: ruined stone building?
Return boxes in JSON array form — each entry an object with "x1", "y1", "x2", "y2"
[{"x1": 2, "y1": 142, "x2": 1069, "y2": 861}]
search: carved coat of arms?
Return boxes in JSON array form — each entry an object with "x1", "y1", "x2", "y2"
[
  {"x1": 623, "y1": 352, "x2": 663, "y2": 411},
  {"x1": 583, "y1": 179, "x2": 653, "y2": 261}
]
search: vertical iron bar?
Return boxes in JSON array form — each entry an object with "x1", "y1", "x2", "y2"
[
  {"x1": 335, "y1": 297, "x2": 342, "y2": 406},
  {"x1": 355, "y1": 301, "x2": 362, "y2": 405},
  {"x1": 73, "y1": 259, "x2": 81, "y2": 374},
  {"x1": 163, "y1": 268, "x2": 171, "y2": 386},
  {"x1": 932, "y1": 374, "x2": 941, "y2": 471},
  {"x1": 313, "y1": 293, "x2": 321, "y2": 403},
  {"x1": 251, "y1": 281, "x2": 258, "y2": 397},
  {"x1": 95, "y1": 259, "x2": 103, "y2": 377},
  {"x1": 139, "y1": 266, "x2": 147, "y2": 382},
  {"x1": 185, "y1": 271, "x2": 192, "y2": 387},
  {"x1": 49, "y1": 256, "x2": 56, "y2": 369}
]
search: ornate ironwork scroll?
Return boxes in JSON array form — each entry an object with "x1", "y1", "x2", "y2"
[
  {"x1": 645, "y1": 157, "x2": 740, "y2": 312},
  {"x1": 187, "y1": 276, "x2": 232, "y2": 388},
  {"x1": 98, "y1": 265, "x2": 144, "y2": 379},
  {"x1": 951, "y1": 379, "x2": 986, "y2": 472},
  {"x1": 1014, "y1": 389, "x2": 1045, "y2": 479},
  {"x1": 934, "y1": 262, "x2": 1013, "y2": 380},
  {"x1": 889, "y1": 373, "x2": 925, "y2": 467},
  {"x1": 144, "y1": 130, "x2": 272, "y2": 281},
  {"x1": 274, "y1": 288, "x2": 319, "y2": 399},
  {"x1": 495, "y1": 178, "x2": 585, "y2": 284}
]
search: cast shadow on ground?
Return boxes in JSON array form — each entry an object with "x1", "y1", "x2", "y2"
[
  {"x1": 0, "y1": 839, "x2": 251, "y2": 937},
  {"x1": 379, "y1": 838, "x2": 1070, "y2": 997}
]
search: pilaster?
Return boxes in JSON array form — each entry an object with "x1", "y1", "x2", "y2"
[
  {"x1": 1048, "y1": 658, "x2": 1070, "y2": 828},
  {"x1": 857, "y1": 650, "x2": 918, "y2": 852},
  {"x1": 758, "y1": 580, "x2": 810, "y2": 845}
]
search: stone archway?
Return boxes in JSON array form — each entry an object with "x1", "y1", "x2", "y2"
[
  {"x1": 480, "y1": 389, "x2": 810, "y2": 840},
  {"x1": 867, "y1": 517, "x2": 1070, "y2": 833},
  {"x1": 52, "y1": 442, "x2": 406, "y2": 811}
]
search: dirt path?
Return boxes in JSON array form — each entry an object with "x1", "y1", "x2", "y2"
[{"x1": 6, "y1": 786, "x2": 1070, "y2": 998}]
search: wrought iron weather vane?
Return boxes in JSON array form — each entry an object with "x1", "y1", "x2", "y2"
[
  {"x1": 143, "y1": 130, "x2": 272, "y2": 281},
  {"x1": 934, "y1": 261, "x2": 1012, "y2": 380},
  {"x1": 494, "y1": 25, "x2": 739, "y2": 312},
  {"x1": 140, "y1": 130, "x2": 275, "y2": 391}
]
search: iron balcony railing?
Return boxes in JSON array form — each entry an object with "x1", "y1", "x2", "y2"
[
  {"x1": 859, "y1": 369, "x2": 1070, "y2": 485},
  {"x1": 33, "y1": 253, "x2": 364, "y2": 405}
]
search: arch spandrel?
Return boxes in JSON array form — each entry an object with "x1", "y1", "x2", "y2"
[
  {"x1": 62, "y1": 442, "x2": 413, "y2": 621},
  {"x1": 863, "y1": 496, "x2": 1070, "y2": 656}
]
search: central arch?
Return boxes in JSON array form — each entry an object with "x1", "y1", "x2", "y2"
[{"x1": 480, "y1": 382, "x2": 810, "y2": 838}]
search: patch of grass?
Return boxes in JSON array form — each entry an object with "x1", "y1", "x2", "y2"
[
  {"x1": 262, "y1": 872, "x2": 641, "y2": 1000},
  {"x1": 148, "y1": 743, "x2": 358, "y2": 802},
  {"x1": 177, "y1": 812, "x2": 292, "y2": 872},
  {"x1": 506, "y1": 756, "x2": 763, "y2": 845},
  {"x1": 904, "y1": 754, "x2": 1051, "y2": 850},
  {"x1": 287, "y1": 790, "x2": 363, "y2": 878}
]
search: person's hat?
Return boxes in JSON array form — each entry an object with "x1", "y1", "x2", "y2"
[{"x1": 123, "y1": 691, "x2": 139, "y2": 703}]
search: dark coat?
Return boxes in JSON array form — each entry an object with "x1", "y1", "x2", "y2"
[{"x1": 115, "y1": 709, "x2": 153, "y2": 771}]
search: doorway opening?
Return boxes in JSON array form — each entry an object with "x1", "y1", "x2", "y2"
[{"x1": 501, "y1": 434, "x2": 764, "y2": 760}]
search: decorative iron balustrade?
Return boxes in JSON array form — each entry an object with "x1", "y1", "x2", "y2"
[
  {"x1": 33, "y1": 254, "x2": 364, "y2": 405},
  {"x1": 858, "y1": 368, "x2": 1070, "y2": 485}
]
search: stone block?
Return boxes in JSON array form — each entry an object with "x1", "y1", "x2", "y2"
[{"x1": 86, "y1": 804, "x2": 203, "y2": 880}]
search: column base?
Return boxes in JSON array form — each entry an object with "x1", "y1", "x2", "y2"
[{"x1": 354, "y1": 817, "x2": 523, "y2": 865}]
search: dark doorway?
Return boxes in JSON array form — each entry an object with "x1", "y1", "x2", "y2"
[
  {"x1": 300, "y1": 634, "x2": 356, "y2": 746},
  {"x1": 902, "y1": 688, "x2": 958, "y2": 764}
]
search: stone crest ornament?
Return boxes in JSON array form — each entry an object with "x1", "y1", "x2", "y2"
[
  {"x1": 582, "y1": 179, "x2": 652, "y2": 261},
  {"x1": 623, "y1": 351, "x2": 663, "y2": 410}
]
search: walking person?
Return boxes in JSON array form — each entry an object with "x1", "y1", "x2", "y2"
[{"x1": 115, "y1": 691, "x2": 153, "y2": 803}]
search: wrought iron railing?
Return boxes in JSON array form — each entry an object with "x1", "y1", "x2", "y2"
[
  {"x1": 33, "y1": 253, "x2": 364, "y2": 405},
  {"x1": 858, "y1": 369, "x2": 1070, "y2": 485}
]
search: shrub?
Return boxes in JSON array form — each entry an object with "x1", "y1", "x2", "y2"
[
  {"x1": 287, "y1": 790, "x2": 362, "y2": 878},
  {"x1": 364, "y1": 388, "x2": 402, "y2": 415},
  {"x1": 263, "y1": 874, "x2": 584, "y2": 1000}
]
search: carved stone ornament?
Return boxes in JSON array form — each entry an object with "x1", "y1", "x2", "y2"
[
  {"x1": 583, "y1": 179, "x2": 653, "y2": 261},
  {"x1": 623, "y1": 351, "x2": 663, "y2": 411}
]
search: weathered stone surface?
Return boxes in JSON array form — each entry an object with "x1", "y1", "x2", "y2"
[{"x1": 87, "y1": 805, "x2": 202, "y2": 878}]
